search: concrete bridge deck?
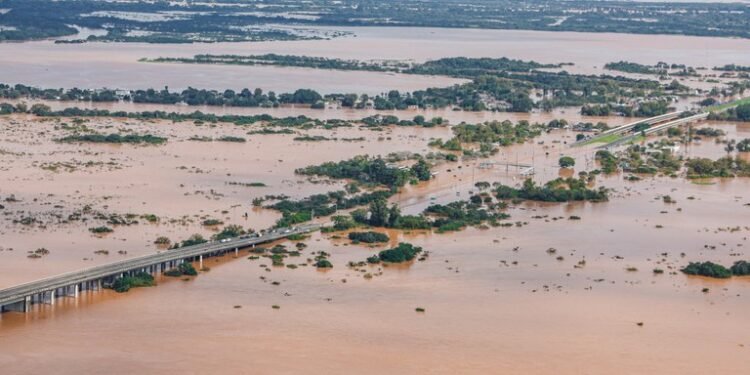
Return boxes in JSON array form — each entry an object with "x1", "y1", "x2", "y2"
[
  {"x1": 572, "y1": 111, "x2": 683, "y2": 146},
  {"x1": 603, "y1": 112, "x2": 710, "y2": 149},
  {"x1": 0, "y1": 224, "x2": 319, "y2": 313}
]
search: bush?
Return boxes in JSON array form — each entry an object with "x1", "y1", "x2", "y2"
[
  {"x1": 377, "y1": 243, "x2": 423, "y2": 263},
  {"x1": 174, "y1": 234, "x2": 208, "y2": 248},
  {"x1": 315, "y1": 259, "x2": 333, "y2": 268},
  {"x1": 348, "y1": 231, "x2": 389, "y2": 243},
  {"x1": 89, "y1": 226, "x2": 113, "y2": 233},
  {"x1": 202, "y1": 219, "x2": 224, "y2": 226},
  {"x1": 179, "y1": 262, "x2": 198, "y2": 276},
  {"x1": 109, "y1": 272, "x2": 155, "y2": 293},
  {"x1": 154, "y1": 236, "x2": 171, "y2": 245},
  {"x1": 681, "y1": 261, "x2": 732, "y2": 279},
  {"x1": 559, "y1": 156, "x2": 575, "y2": 168},
  {"x1": 730, "y1": 260, "x2": 750, "y2": 276}
]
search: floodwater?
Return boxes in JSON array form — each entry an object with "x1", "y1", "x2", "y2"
[
  {"x1": 0, "y1": 26, "x2": 749, "y2": 93},
  {"x1": 0, "y1": 110, "x2": 749, "y2": 373},
  {"x1": 12, "y1": 97, "x2": 626, "y2": 125},
  {"x1": 1, "y1": 27, "x2": 750, "y2": 374}
]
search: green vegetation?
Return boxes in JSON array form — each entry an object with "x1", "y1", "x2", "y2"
[
  {"x1": 339, "y1": 193, "x2": 510, "y2": 234},
  {"x1": 348, "y1": 231, "x2": 390, "y2": 244},
  {"x1": 172, "y1": 234, "x2": 208, "y2": 249},
  {"x1": 376, "y1": 243, "x2": 423, "y2": 263},
  {"x1": 685, "y1": 157, "x2": 750, "y2": 178},
  {"x1": 164, "y1": 262, "x2": 198, "y2": 277},
  {"x1": 109, "y1": 272, "x2": 155, "y2": 293},
  {"x1": 715, "y1": 65, "x2": 750, "y2": 73},
  {"x1": 694, "y1": 128, "x2": 725, "y2": 137},
  {"x1": 708, "y1": 103, "x2": 750, "y2": 122},
  {"x1": 201, "y1": 219, "x2": 224, "y2": 226},
  {"x1": 212, "y1": 225, "x2": 246, "y2": 241},
  {"x1": 146, "y1": 54, "x2": 405, "y2": 72},
  {"x1": 608, "y1": 144, "x2": 682, "y2": 175},
  {"x1": 150, "y1": 55, "x2": 564, "y2": 77},
  {"x1": 153, "y1": 236, "x2": 171, "y2": 245},
  {"x1": 88, "y1": 226, "x2": 113, "y2": 234},
  {"x1": 581, "y1": 100, "x2": 672, "y2": 118},
  {"x1": 431, "y1": 120, "x2": 547, "y2": 153},
  {"x1": 0, "y1": 60, "x2": 678, "y2": 113},
  {"x1": 495, "y1": 178, "x2": 608, "y2": 203},
  {"x1": 296, "y1": 155, "x2": 432, "y2": 188},
  {"x1": 737, "y1": 139, "x2": 750, "y2": 152},
  {"x1": 604, "y1": 61, "x2": 698, "y2": 77},
  {"x1": 730, "y1": 261, "x2": 750, "y2": 276},
  {"x1": 424, "y1": 200, "x2": 510, "y2": 233},
  {"x1": 227, "y1": 181, "x2": 267, "y2": 188},
  {"x1": 57, "y1": 133, "x2": 167, "y2": 145},
  {"x1": 558, "y1": 156, "x2": 575, "y2": 168},
  {"x1": 314, "y1": 259, "x2": 333, "y2": 268},
  {"x1": 216, "y1": 136, "x2": 246, "y2": 143},
  {"x1": 605, "y1": 61, "x2": 667, "y2": 75},
  {"x1": 681, "y1": 262, "x2": 732, "y2": 279},
  {"x1": 269, "y1": 189, "x2": 396, "y2": 228}
]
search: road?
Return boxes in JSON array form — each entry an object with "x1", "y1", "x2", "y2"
[{"x1": 0, "y1": 224, "x2": 319, "y2": 312}]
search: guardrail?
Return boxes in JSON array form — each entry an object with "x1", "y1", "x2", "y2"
[
  {"x1": 572, "y1": 111, "x2": 682, "y2": 146},
  {"x1": 0, "y1": 224, "x2": 319, "y2": 308}
]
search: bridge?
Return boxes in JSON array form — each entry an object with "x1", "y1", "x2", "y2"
[
  {"x1": 572, "y1": 111, "x2": 683, "y2": 146},
  {"x1": 602, "y1": 112, "x2": 710, "y2": 149},
  {"x1": 0, "y1": 223, "x2": 320, "y2": 314}
]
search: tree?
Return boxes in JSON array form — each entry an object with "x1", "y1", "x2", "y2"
[
  {"x1": 30, "y1": 103, "x2": 51, "y2": 116},
  {"x1": 332, "y1": 215, "x2": 356, "y2": 231},
  {"x1": 410, "y1": 159, "x2": 432, "y2": 181},
  {"x1": 351, "y1": 208, "x2": 369, "y2": 224},
  {"x1": 559, "y1": 156, "x2": 576, "y2": 168},
  {"x1": 735, "y1": 103, "x2": 750, "y2": 121},
  {"x1": 368, "y1": 198, "x2": 389, "y2": 227},
  {"x1": 387, "y1": 204, "x2": 401, "y2": 227}
]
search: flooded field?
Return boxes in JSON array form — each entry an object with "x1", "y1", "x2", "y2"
[
  {"x1": 1, "y1": 26, "x2": 750, "y2": 374},
  {"x1": 0, "y1": 27, "x2": 749, "y2": 93},
  {"x1": 0, "y1": 109, "x2": 749, "y2": 373}
]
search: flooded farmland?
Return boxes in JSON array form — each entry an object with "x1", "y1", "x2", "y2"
[{"x1": 0, "y1": 25, "x2": 750, "y2": 375}]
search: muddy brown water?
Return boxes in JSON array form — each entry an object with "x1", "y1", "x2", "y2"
[
  {"x1": 1, "y1": 27, "x2": 750, "y2": 373},
  {"x1": 0, "y1": 110, "x2": 749, "y2": 373},
  {"x1": 0, "y1": 26, "x2": 749, "y2": 93}
]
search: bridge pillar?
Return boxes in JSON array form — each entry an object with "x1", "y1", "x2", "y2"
[
  {"x1": 235, "y1": 247, "x2": 238, "y2": 257},
  {"x1": 74, "y1": 284, "x2": 79, "y2": 298},
  {"x1": 199, "y1": 255, "x2": 203, "y2": 270},
  {"x1": 0, "y1": 296, "x2": 31, "y2": 314},
  {"x1": 47, "y1": 290, "x2": 55, "y2": 305}
]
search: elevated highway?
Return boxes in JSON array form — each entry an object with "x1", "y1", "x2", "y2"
[
  {"x1": 572, "y1": 111, "x2": 683, "y2": 146},
  {"x1": 603, "y1": 112, "x2": 710, "y2": 148},
  {"x1": 0, "y1": 224, "x2": 319, "y2": 314}
]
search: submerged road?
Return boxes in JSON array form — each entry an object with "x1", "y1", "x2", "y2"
[{"x1": 0, "y1": 223, "x2": 320, "y2": 313}]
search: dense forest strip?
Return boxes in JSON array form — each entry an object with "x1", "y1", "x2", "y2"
[
  {"x1": 0, "y1": 58, "x2": 697, "y2": 114},
  {"x1": 142, "y1": 55, "x2": 568, "y2": 76}
]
